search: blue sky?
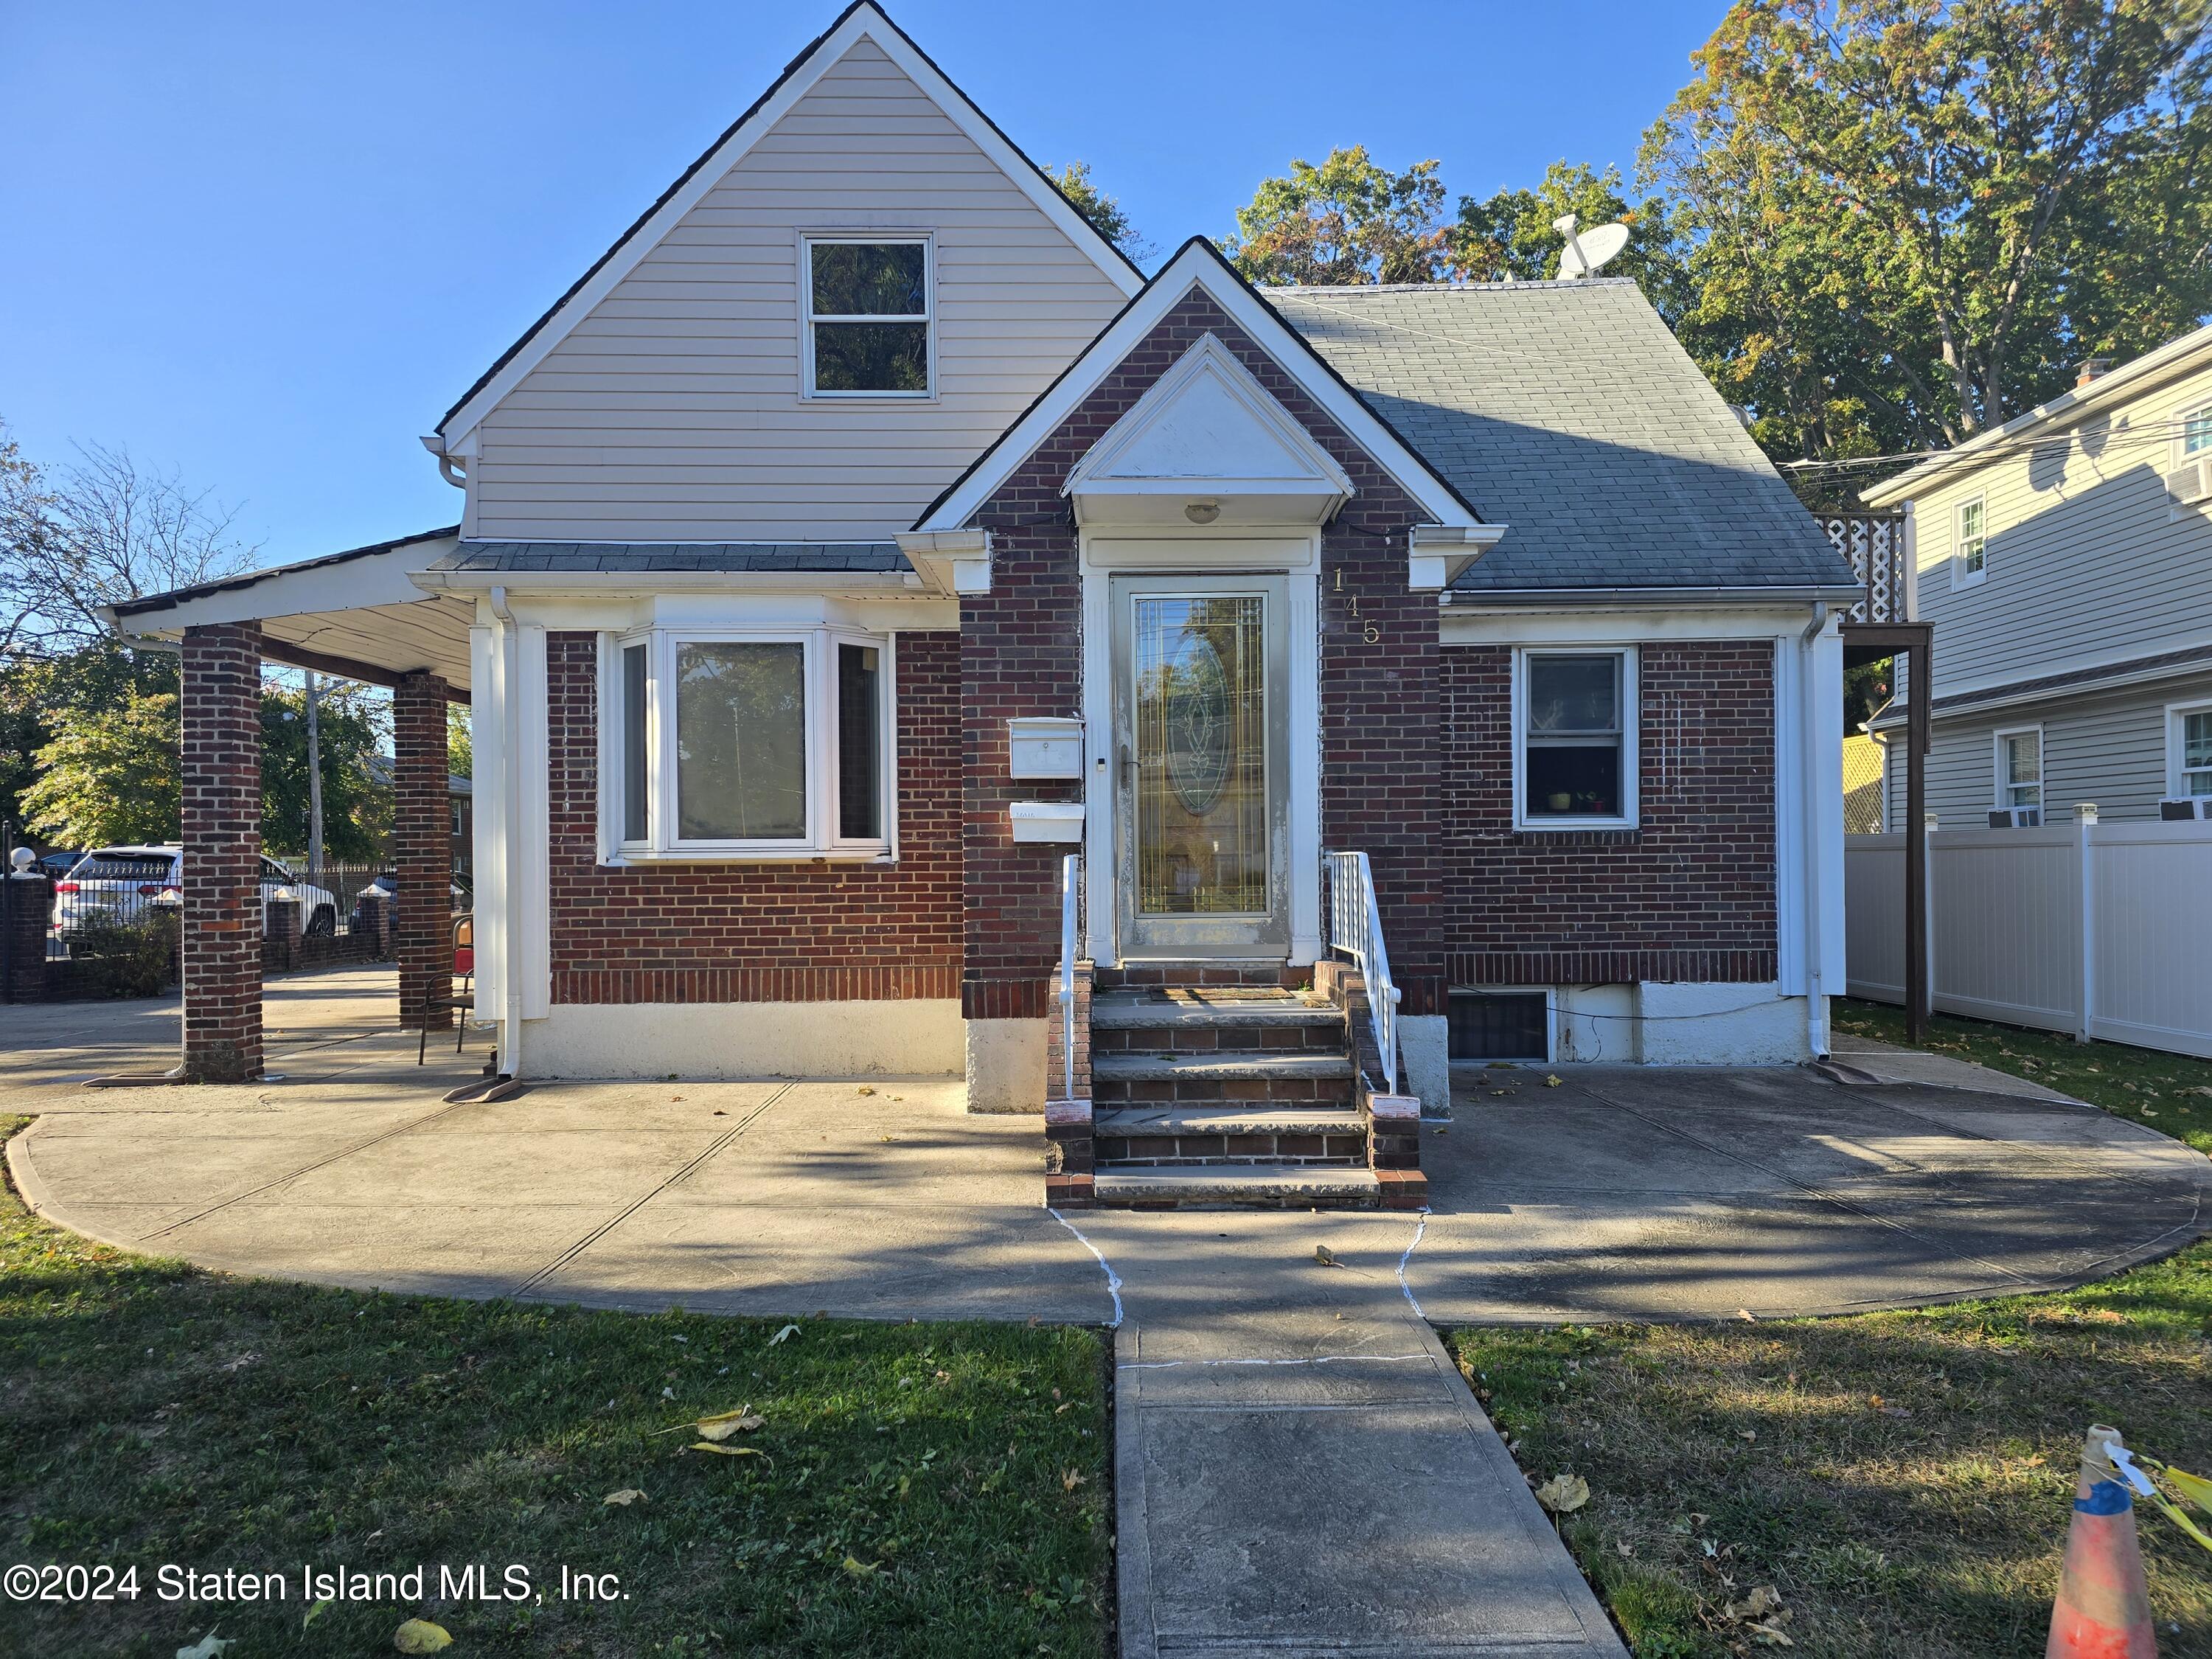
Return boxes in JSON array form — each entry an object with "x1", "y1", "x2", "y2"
[{"x1": 1, "y1": 1, "x2": 1726, "y2": 568}]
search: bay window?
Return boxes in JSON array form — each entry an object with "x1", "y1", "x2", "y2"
[
  {"x1": 605, "y1": 628, "x2": 894, "y2": 859},
  {"x1": 1515, "y1": 648, "x2": 1638, "y2": 828}
]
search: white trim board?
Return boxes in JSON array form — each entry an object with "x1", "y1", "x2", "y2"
[
  {"x1": 914, "y1": 240, "x2": 1487, "y2": 537},
  {"x1": 434, "y1": 1, "x2": 1141, "y2": 448}
]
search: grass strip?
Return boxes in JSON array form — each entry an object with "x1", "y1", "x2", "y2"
[
  {"x1": 1452, "y1": 1242, "x2": 2212, "y2": 1657},
  {"x1": 0, "y1": 1118, "x2": 1110, "y2": 1657}
]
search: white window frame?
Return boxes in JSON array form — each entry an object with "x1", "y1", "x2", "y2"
[
  {"x1": 599, "y1": 627, "x2": 898, "y2": 863},
  {"x1": 2167, "y1": 697, "x2": 2212, "y2": 799},
  {"x1": 1511, "y1": 646, "x2": 1639, "y2": 831},
  {"x1": 1952, "y1": 495, "x2": 1988, "y2": 589},
  {"x1": 2177, "y1": 401, "x2": 2212, "y2": 467},
  {"x1": 1992, "y1": 723, "x2": 2043, "y2": 812},
  {"x1": 799, "y1": 233, "x2": 935, "y2": 401}
]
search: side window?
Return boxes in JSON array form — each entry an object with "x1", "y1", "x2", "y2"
[
  {"x1": 803, "y1": 239, "x2": 931, "y2": 397},
  {"x1": 1994, "y1": 727, "x2": 2041, "y2": 811},
  {"x1": 1516, "y1": 649, "x2": 1637, "y2": 828},
  {"x1": 1954, "y1": 496, "x2": 1987, "y2": 587},
  {"x1": 2172, "y1": 703, "x2": 2212, "y2": 799}
]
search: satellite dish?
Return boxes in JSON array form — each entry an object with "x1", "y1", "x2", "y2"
[{"x1": 1552, "y1": 213, "x2": 1631, "y2": 279}]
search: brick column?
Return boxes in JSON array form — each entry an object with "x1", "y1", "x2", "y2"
[
  {"x1": 4, "y1": 874, "x2": 53, "y2": 1003},
  {"x1": 180, "y1": 622, "x2": 263, "y2": 1082},
  {"x1": 394, "y1": 671, "x2": 452, "y2": 1030}
]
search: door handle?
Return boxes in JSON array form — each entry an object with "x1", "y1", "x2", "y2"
[{"x1": 1119, "y1": 742, "x2": 1134, "y2": 789}]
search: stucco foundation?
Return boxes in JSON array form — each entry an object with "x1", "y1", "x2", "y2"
[
  {"x1": 526, "y1": 1000, "x2": 962, "y2": 1079},
  {"x1": 965, "y1": 1017, "x2": 1047, "y2": 1114}
]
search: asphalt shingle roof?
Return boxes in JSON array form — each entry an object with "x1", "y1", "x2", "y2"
[
  {"x1": 433, "y1": 541, "x2": 910, "y2": 574},
  {"x1": 1267, "y1": 279, "x2": 1857, "y2": 593}
]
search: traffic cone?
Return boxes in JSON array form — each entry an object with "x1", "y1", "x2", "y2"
[{"x1": 2047, "y1": 1424, "x2": 2157, "y2": 1658}]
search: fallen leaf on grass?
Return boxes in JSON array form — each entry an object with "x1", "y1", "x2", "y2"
[
  {"x1": 690, "y1": 1441, "x2": 769, "y2": 1459},
  {"x1": 1737, "y1": 1308, "x2": 1757, "y2": 1322},
  {"x1": 1615, "y1": 1540, "x2": 1635, "y2": 1558},
  {"x1": 176, "y1": 1632, "x2": 234, "y2": 1659},
  {"x1": 602, "y1": 1488, "x2": 647, "y2": 1506},
  {"x1": 695, "y1": 1407, "x2": 766, "y2": 1441},
  {"x1": 1726, "y1": 1586, "x2": 1784, "y2": 1621},
  {"x1": 393, "y1": 1620, "x2": 453, "y2": 1654},
  {"x1": 843, "y1": 1555, "x2": 879, "y2": 1578},
  {"x1": 1062, "y1": 1468, "x2": 1086, "y2": 1492},
  {"x1": 1739, "y1": 1429, "x2": 1757, "y2": 1441},
  {"x1": 303, "y1": 1599, "x2": 332, "y2": 1630},
  {"x1": 1534, "y1": 1473, "x2": 1590, "y2": 1514},
  {"x1": 768, "y1": 1324, "x2": 801, "y2": 1346},
  {"x1": 1314, "y1": 1245, "x2": 1342, "y2": 1267}
]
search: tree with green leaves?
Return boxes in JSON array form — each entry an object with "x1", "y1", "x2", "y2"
[
  {"x1": 1225, "y1": 147, "x2": 1460, "y2": 285},
  {"x1": 1453, "y1": 161, "x2": 1694, "y2": 321},
  {"x1": 260, "y1": 677, "x2": 390, "y2": 863},
  {"x1": 1049, "y1": 162, "x2": 1154, "y2": 265},
  {"x1": 17, "y1": 692, "x2": 181, "y2": 848},
  {"x1": 1642, "y1": 0, "x2": 2212, "y2": 462}
]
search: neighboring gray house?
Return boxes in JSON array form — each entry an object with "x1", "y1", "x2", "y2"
[{"x1": 1863, "y1": 323, "x2": 2212, "y2": 827}]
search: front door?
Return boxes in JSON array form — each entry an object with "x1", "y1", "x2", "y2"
[{"x1": 1111, "y1": 575, "x2": 1289, "y2": 959}]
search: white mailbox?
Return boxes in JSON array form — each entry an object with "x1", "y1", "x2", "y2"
[
  {"x1": 1008, "y1": 801, "x2": 1085, "y2": 844},
  {"x1": 1007, "y1": 716, "x2": 1085, "y2": 779}
]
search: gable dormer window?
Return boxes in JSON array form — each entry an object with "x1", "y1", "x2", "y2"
[{"x1": 803, "y1": 237, "x2": 931, "y2": 398}]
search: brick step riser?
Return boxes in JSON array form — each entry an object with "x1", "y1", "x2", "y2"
[
  {"x1": 1099, "y1": 1130, "x2": 1368, "y2": 1164},
  {"x1": 1093, "y1": 1077, "x2": 1354, "y2": 1107},
  {"x1": 1091, "y1": 1025, "x2": 1344, "y2": 1054}
]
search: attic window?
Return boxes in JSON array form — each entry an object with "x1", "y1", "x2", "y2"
[{"x1": 804, "y1": 238, "x2": 931, "y2": 397}]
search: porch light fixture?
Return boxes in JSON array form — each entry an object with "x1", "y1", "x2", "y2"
[{"x1": 1183, "y1": 501, "x2": 1221, "y2": 525}]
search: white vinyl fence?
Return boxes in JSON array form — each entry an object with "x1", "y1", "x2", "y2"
[{"x1": 1845, "y1": 815, "x2": 2212, "y2": 1058}]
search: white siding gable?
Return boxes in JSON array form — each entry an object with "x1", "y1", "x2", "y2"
[
  {"x1": 463, "y1": 32, "x2": 1133, "y2": 543},
  {"x1": 1893, "y1": 352, "x2": 2212, "y2": 704}
]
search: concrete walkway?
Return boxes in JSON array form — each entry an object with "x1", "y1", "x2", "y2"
[{"x1": 5, "y1": 987, "x2": 2208, "y2": 1655}]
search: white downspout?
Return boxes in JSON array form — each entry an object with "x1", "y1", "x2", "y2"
[
  {"x1": 1799, "y1": 602, "x2": 1829, "y2": 1057},
  {"x1": 490, "y1": 584, "x2": 524, "y2": 1080}
]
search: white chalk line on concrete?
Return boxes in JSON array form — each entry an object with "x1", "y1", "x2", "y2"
[
  {"x1": 1046, "y1": 1206, "x2": 1124, "y2": 1328},
  {"x1": 1397, "y1": 1208, "x2": 1430, "y2": 1320},
  {"x1": 1119, "y1": 1353, "x2": 1430, "y2": 1371}
]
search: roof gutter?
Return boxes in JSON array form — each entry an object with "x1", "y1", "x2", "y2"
[{"x1": 1441, "y1": 583, "x2": 1867, "y2": 609}]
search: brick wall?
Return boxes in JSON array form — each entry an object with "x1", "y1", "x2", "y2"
[
  {"x1": 180, "y1": 622, "x2": 263, "y2": 1081},
  {"x1": 961, "y1": 285, "x2": 1438, "y2": 1017},
  {"x1": 543, "y1": 630, "x2": 962, "y2": 1003},
  {"x1": 1440, "y1": 641, "x2": 1778, "y2": 985},
  {"x1": 394, "y1": 671, "x2": 453, "y2": 1029}
]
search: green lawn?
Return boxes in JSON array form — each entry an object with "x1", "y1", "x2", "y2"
[
  {"x1": 1450, "y1": 1006, "x2": 2212, "y2": 1657},
  {"x1": 1832, "y1": 997, "x2": 2212, "y2": 1155},
  {"x1": 0, "y1": 1119, "x2": 1110, "y2": 1658}
]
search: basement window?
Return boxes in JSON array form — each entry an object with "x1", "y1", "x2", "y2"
[
  {"x1": 602, "y1": 628, "x2": 895, "y2": 860},
  {"x1": 1449, "y1": 990, "x2": 1551, "y2": 1062},
  {"x1": 1514, "y1": 647, "x2": 1638, "y2": 829}
]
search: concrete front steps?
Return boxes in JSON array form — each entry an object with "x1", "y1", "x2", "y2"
[{"x1": 1048, "y1": 975, "x2": 1421, "y2": 1211}]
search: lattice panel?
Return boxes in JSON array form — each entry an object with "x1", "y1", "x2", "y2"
[{"x1": 1815, "y1": 512, "x2": 1905, "y2": 623}]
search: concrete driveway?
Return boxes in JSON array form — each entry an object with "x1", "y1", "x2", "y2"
[{"x1": 2, "y1": 972, "x2": 2203, "y2": 1322}]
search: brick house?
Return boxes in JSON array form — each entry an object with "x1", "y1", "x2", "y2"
[{"x1": 105, "y1": 2, "x2": 1857, "y2": 1208}]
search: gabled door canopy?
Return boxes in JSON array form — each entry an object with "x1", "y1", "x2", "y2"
[{"x1": 1065, "y1": 334, "x2": 1354, "y2": 528}]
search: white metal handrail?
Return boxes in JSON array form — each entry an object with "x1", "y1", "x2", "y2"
[
  {"x1": 1324, "y1": 850, "x2": 1400, "y2": 1096},
  {"x1": 1058, "y1": 852, "x2": 1080, "y2": 1102}
]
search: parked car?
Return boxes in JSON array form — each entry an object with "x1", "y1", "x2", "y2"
[
  {"x1": 35, "y1": 849, "x2": 83, "y2": 882},
  {"x1": 53, "y1": 845, "x2": 339, "y2": 937}
]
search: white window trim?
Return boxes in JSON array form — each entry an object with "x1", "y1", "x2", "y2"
[
  {"x1": 1951, "y1": 494, "x2": 1988, "y2": 589},
  {"x1": 597, "y1": 627, "x2": 898, "y2": 863},
  {"x1": 2175, "y1": 400, "x2": 2212, "y2": 467},
  {"x1": 1992, "y1": 723, "x2": 2044, "y2": 811},
  {"x1": 1511, "y1": 645, "x2": 1640, "y2": 831},
  {"x1": 2167, "y1": 697, "x2": 2212, "y2": 798},
  {"x1": 799, "y1": 233, "x2": 935, "y2": 401}
]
